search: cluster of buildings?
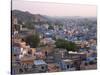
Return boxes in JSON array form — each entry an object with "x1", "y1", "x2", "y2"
[{"x1": 11, "y1": 16, "x2": 97, "y2": 74}]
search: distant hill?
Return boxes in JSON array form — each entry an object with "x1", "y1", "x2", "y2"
[
  {"x1": 12, "y1": 10, "x2": 97, "y2": 27},
  {"x1": 11, "y1": 10, "x2": 67, "y2": 25},
  {"x1": 12, "y1": 10, "x2": 49, "y2": 24}
]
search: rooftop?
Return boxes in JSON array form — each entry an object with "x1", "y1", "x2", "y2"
[
  {"x1": 34, "y1": 60, "x2": 47, "y2": 65},
  {"x1": 63, "y1": 59, "x2": 73, "y2": 62},
  {"x1": 69, "y1": 51, "x2": 85, "y2": 55}
]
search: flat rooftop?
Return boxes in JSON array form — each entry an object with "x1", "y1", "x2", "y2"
[
  {"x1": 69, "y1": 51, "x2": 85, "y2": 54},
  {"x1": 34, "y1": 60, "x2": 47, "y2": 65},
  {"x1": 63, "y1": 59, "x2": 73, "y2": 62}
]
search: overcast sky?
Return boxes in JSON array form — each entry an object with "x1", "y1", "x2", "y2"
[{"x1": 12, "y1": 0, "x2": 97, "y2": 17}]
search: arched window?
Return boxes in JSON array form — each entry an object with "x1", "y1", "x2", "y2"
[{"x1": 19, "y1": 68, "x2": 23, "y2": 73}]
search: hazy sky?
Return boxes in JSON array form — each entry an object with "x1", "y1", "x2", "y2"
[{"x1": 12, "y1": 0, "x2": 97, "y2": 17}]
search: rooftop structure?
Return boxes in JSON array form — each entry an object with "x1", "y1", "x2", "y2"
[{"x1": 34, "y1": 60, "x2": 47, "y2": 65}]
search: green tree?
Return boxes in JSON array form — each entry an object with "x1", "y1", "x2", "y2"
[
  {"x1": 55, "y1": 39, "x2": 77, "y2": 52},
  {"x1": 55, "y1": 39, "x2": 68, "y2": 49},
  {"x1": 25, "y1": 34, "x2": 40, "y2": 48},
  {"x1": 48, "y1": 25, "x2": 54, "y2": 30},
  {"x1": 18, "y1": 20, "x2": 23, "y2": 25},
  {"x1": 67, "y1": 41, "x2": 77, "y2": 51},
  {"x1": 25, "y1": 22, "x2": 35, "y2": 29}
]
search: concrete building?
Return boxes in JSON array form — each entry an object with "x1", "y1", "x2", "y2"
[
  {"x1": 59, "y1": 59, "x2": 75, "y2": 71},
  {"x1": 33, "y1": 60, "x2": 48, "y2": 73}
]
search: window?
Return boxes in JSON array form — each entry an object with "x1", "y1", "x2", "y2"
[
  {"x1": 67, "y1": 65, "x2": 69, "y2": 68},
  {"x1": 24, "y1": 68, "x2": 28, "y2": 72},
  {"x1": 19, "y1": 69, "x2": 23, "y2": 73},
  {"x1": 28, "y1": 50, "x2": 32, "y2": 54},
  {"x1": 14, "y1": 54, "x2": 17, "y2": 56},
  {"x1": 41, "y1": 66, "x2": 44, "y2": 70}
]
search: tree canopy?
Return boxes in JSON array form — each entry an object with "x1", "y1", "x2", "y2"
[
  {"x1": 55, "y1": 39, "x2": 77, "y2": 52},
  {"x1": 48, "y1": 25, "x2": 54, "y2": 30},
  {"x1": 25, "y1": 34, "x2": 40, "y2": 48}
]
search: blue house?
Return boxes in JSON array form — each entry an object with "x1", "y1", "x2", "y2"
[{"x1": 58, "y1": 59, "x2": 75, "y2": 71}]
